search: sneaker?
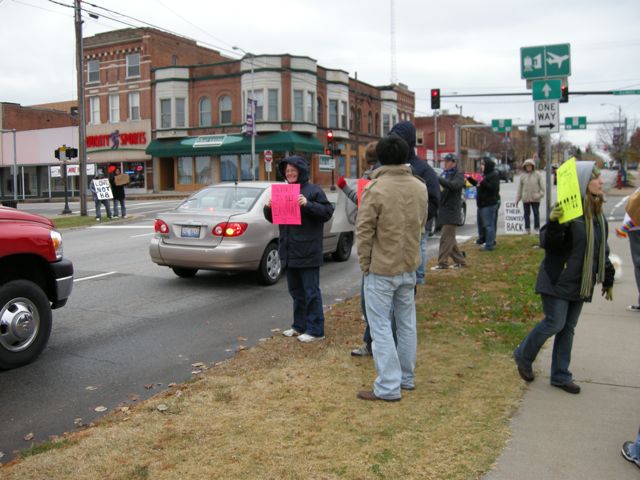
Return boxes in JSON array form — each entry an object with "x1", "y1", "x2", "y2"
[
  {"x1": 621, "y1": 441, "x2": 640, "y2": 468},
  {"x1": 282, "y1": 328, "x2": 301, "y2": 337},
  {"x1": 474, "y1": 239, "x2": 485, "y2": 245},
  {"x1": 122, "y1": 215, "x2": 127, "y2": 218},
  {"x1": 95, "y1": 218, "x2": 100, "y2": 221},
  {"x1": 430, "y1": 265, "x2": 450, "y2": 270},
  {"x1": 452, "y1": 263, "x2": 466, "y2": 269},
  {"x1": 627, "y1": 305, "x2": 640, "y2": 312},
  {"x1": 298, "y1": 333, "x2": 324, "y2": 343},
  {"x1": 114, "y1": 215, "x2": 119, "y2": 218},
  {"x1": 351, "y1": 344, "x2": 372, "y2": 356}
]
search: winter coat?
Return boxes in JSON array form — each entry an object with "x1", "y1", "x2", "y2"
[
  {"x1": 263, "y1": 156, "x2": 334, "y2": 268},
  {"x1": 356, "y1": 164, "x2": 428, "y2": 276},
  {"x1": 109, "y1": 174, "x2": 126, "y2": 201},
  {"x1": 468, "y1": 158, "x2": 500, "y2": 208},
  {"x1": 389, "y1": 121, "x2": 440, "y2": 221},
  {"x1": 436, "y1": 168, "x2": 465, "y2": 226},
  {"x1": 516, "y1": 159, "x2": 544, "y2": 204}
]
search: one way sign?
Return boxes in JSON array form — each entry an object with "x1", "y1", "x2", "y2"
[{"x1": 534, "y1": 100, "x2": 560, "y2": 134}]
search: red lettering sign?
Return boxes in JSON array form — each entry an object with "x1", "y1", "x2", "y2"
[{"x1": 86, "y1": 132, "x2": 147, "y2": 148}]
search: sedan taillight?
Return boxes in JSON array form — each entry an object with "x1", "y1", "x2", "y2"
[
  {"x1": 212, "y1": 222, "x2": 248, "y2": 237},
  {"x1": 154, "y1": 219, "x2": 170, "y2": 235}
]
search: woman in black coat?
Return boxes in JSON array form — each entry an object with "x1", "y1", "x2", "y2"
[
  {"x1": 513, "y1": 161, "x2": 615, "y2": 394},
  {"x1": 109, "y1": 166, "x2": 127, "y2": 218},
  {"x1": 264, "y1": 156, "x2": 334, "y2": 343}
]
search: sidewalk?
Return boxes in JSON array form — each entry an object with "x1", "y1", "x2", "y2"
[{"x1": 484, "y1": 228, "x2": 640, "y2": 478}]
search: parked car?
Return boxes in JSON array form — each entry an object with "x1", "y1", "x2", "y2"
[
  {"x1": 429, "y1": 168, "x2": 467, "y2": 236},
  {"x1": 0, "y1": 206, "x2": 74, "y2": 369},
  {"x1": 149, "y1": 182, "x2": 354, "y2": 285},
  {"x1": 495, "y1": 163, "x2": 514, "y2": 182}
]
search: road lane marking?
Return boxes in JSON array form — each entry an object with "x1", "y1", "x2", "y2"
[
  {"x1": 90, "y1": 225, "x2": 154, "y2": 229},
  {"x1": 132, "y1": 232, "x2": 155, "y2": 238},
  {"x1": 74, "y1": 272, "x2": 118, "y2": 282}
]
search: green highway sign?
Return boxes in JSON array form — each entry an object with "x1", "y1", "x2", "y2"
[
  {"x1": 612, "y1": 90, "x2": 640, "y2": 95},
  {"x1": 532, "y1": 79, "x2": 562, "y2": 101},
  {"x1": 521, "y1": 43, "x2": 571, "y2": 80},
  {"x1": 565, "y1": 117, "x2": 587, "y2": 130},
  {"x1": 491, "y1": 119, "x2": 512, "y2": 133}
]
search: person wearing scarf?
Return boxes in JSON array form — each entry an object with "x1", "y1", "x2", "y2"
[{"x1": 513, "y1": 161, "x2": 615, "y2": 394}]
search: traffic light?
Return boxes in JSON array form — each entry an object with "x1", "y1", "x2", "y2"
[
  {"x1": 326, "y1": 130, "x2": 334, "y2": 156},
  {"x1": 325, "y1": 148, "x2": 331, "y2": 155},
  {"x1": 560, "y1": 85, "x2": 569, "y2": 103},
  {"x1": 67, "y1": 148, "x2": 78, "y2": 158},
  {"x1": 430, "y1": 88, "x2": 441, "y2": 110}
]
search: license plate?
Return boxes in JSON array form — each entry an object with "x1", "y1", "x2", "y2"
[{"x1": 181, "y1": 226, "x2": 201, "y2": 238}]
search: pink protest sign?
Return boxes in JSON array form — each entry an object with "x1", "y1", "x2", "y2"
[
  {"x1": 357, "y1": 179, "x2": 371, "y2": 207},
  {"x1": 271, "y1": 184, "x2": 301, "y2": 225}
]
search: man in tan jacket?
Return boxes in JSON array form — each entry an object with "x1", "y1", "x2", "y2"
[{"x1": 356, "y1": 135, "x2": 428, "y2": 402}]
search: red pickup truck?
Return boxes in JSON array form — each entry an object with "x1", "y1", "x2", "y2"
[{"x1": 0, "y1": 206, "x2": 74, "y2": 369}]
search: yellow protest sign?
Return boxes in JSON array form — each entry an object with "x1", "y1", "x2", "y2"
[{"x1": 556, "y1": 157, "x2": 582, "y2": 223}]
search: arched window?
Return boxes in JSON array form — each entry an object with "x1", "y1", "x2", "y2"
[
  {"x1": 199, "y1": 97, "x2": 211, "y2": 127},
  {"x1": 375, "y1": 113, "x2": 380, "y2": 136},
  {"x1": 357, "y1": 109, "x2": 362, "y2": 133},
  {"x1": 350, "y1": 107, "x2": 355, "y2": 131},
  {"x1": 317, "y1": 98, "x2": 323, "y2": 126},
  {"x1": 367, "y1": 112, "x2": 372, "y2": 134},
  {"x1": 219, "y1": 95, "x2": 232, "y2": 124}
]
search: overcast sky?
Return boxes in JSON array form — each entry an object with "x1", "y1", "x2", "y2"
[{"x1": 2, "y1": 0, "x2": 639, "y2": 149}]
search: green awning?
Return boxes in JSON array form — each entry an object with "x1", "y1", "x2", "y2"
[{"x1": 146, "y1": 131, "x2": 324, "y2": 157}]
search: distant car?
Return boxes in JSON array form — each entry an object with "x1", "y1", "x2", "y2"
[
  {"x1": 429, "y1": 167, "x2": 467, "y2": 236},
  {"x1": 149, "y1": 182, "x2": 354, "y2": 285},
  {"x1": 495, "y1": 163, "x2": 514, "y2": 182}
]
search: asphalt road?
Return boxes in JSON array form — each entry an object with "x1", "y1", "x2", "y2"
[{"x1": 0, "y1": 172, "x2": 623, "y2": 461}]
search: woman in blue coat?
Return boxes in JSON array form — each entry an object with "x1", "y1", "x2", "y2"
[
  {"x1": 513, "y1": 161, "x2": 615, "y2": 394},
  {"x1": 264, "y1": 156, "x2": 334, "y2": 343}
]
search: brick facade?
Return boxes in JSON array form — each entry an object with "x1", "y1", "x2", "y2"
[{"x1": 1, "y1": 102, "x2": 78, "y2": 131}]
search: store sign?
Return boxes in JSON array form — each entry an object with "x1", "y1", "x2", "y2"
[
  {"x1": 87, "y1": 131, "x2": 147, "y2": 149},
  {"x1": 194, "y1": 135, "x2": 226, "y2": 147}
]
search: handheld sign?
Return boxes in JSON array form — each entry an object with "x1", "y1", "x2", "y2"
[
  {"x1": 92, "y1": 178, "x2": 113, "y2": 200},
  {"x1": 332, "y1": 179, "x2": 358, "y2": 233},
  {"x1": 503, "y1": 201, "x2": 525, "y2": 234},
  {"x1": 271, "y1": 184, "x2": 301, "y2": 225},
  {"x1": 556, "y1": 157, "x2": 582, "y2": 223}
]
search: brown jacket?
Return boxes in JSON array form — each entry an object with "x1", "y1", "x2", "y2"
[
  {"x1": 516, "y1": 159, "x2": 545, "y2": 203},
  {"x1": 356, "y1": 165, "x2": 428, "y2": 276}
]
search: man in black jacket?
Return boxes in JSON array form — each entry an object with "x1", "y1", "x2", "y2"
[
  {"x1": 264, "y1": 156, "x2": 334, "y2": 343},
  {"x1": 467, "y1": 157, "x2": 500, "y2": 251},
  {"x1": 389, "y1": 121, "x2": 440, "y2": 283}
]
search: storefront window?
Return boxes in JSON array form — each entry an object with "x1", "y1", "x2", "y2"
[
  {"x1": 195, "y1": 156, "x2": 212, "y2": 184},
  {"x1": 124, "y1": 162, "x2": 146, "y2": 188},
  {"x1": 177, "y1": 157, "x2": 193, "y2": 185},
  {"x1": 350, "y1": 155, "x2": 357, "y2": 177},
  {"x1": 338, "y1": 156, "x2": 346, "y2": 177},
  {"x1": 220, "y1": 155, "x2": 238, "y2": 182},
  {"x1": 240, "y1": 154, "x2": 254, "y2": 181}
]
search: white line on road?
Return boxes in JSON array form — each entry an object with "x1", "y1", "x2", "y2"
[
  {"x1": 89, "y1": 225, "x2": 154, "y2": 229},
  {"x1": 74, "y1": 271, "x2": 118, "y2": 282},
  {"x1": 132, "y1": 232, "x2": 155, "y2": 238}
]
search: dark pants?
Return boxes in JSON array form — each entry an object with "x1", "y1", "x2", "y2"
[
  {"x1": 286, "y1": 267, "x2": 325, "y2": 337},
  {"x1": 523, "y1": 202, "x2": 540, "y2": 231}
]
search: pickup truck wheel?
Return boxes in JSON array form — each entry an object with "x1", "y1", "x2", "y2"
[
  {"x1": 171, "y1": 267, "x2": 198, "y2": 278},
  {"x1": 257, "y1": 243, "x2": 282, "y2": 285},
  {"x1": 332, "y1": 232, "x2": 353, "y2": 262},
  {"x1": 0, "y1": 280, "x2": 52, "y2": 370}
]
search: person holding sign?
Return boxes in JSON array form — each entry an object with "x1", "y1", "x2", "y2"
[
  {"x1": 513, "y1": 162, "x2": 615, "y2": 394},
  {"x1": 466, "y1": 157, "x2": 500, "y2": 251},
  {"x1": 355, "y1": 135, "x2": 427, "y2": 402},
  {"x1": 89, "y1": 169, "x2": 113, "y2": 221},
  {"x1": 515, "y1": 158, "x2": 545, "y2": 234},
  {"x1": 263, "y1": 156, "x2": 334, "y2": 343}
]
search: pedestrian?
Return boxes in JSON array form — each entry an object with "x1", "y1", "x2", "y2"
[
  {"x1": 515, "y1": 158, "x2": 545, "y2": 234},
  {"x1": 337, "y1": 141, "x2": 382, "y2": 357},
  {"x1": 615, "y1": 188, "x2": 640, "y2": 312},
  {"x1": 389, "y1": 121, "x2": 440, "y2": 285},
  {"x1": 432, "y1": 153, "x2": 467, "y2": 270},
  {"x1": 263, "y1": 156, "x2": 334, "y2": 343},
  {"x1": 466, "y1": 157, "x2": 500, "y2": 251},
  {"x1": 109, "y1": 166, "x2": 127, "y2": 218},
  {"x1": 621, "y1": 424, "x2": 640, "y2": 469},
  {"x1": 513, "y1": 161, "x2": 615, "y2": 394},
  {"x1": 355, "y1": 134, "x2": 427, "y2": 402},
  {"x1": 90, "y1": 169, "x2": 112, "y2": 221}
]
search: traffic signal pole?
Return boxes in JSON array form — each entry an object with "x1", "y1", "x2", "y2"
[{"x1": 75, "y1": 0, "x2": 88, "y2": 216}]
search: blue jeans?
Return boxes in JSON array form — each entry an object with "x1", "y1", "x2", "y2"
[
  {"x1": 630, "y1": 426, "x2": 640, "y2": 459},
  {"x1": 478, "y1": 204, "x2": 497, "y2": 250},
  {"x1": 514, "y1": 294, "x2": 583, "y2": 385},
  {"x1": 364, "y1": 271, "x2": 417, "y2": 399},
  {"x1": 415, "y1": 231, "x2": 428, "y2": 284},
  {"x1": 361, "y1": 275, "x2": 396, "y2": 348},
  {"x1": 523, "y1": 202, "x2": 540, "y2": 231},
  {"x1": 94, "y1": 198, "x2": 112, "y2": 219},
  {"x1": 286, "y1": 267, "x2": 325, "y2": 337},
  {"x1": 113, "y1": 198, "x2": 126, "y2": 217}
]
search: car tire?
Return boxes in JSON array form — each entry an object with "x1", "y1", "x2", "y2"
[
  {"x1": 0, "y1": 280, "x2": 52, "y2": 370},
  {"x1": 171, "y1": 267, "x2": 198, "y2": 278},
  {"x1": 257, "y1": 242, "x2": 282, "y2": 285},
  {"x1": 332, "y1": 232, "x2": 353, "y2": 262}
]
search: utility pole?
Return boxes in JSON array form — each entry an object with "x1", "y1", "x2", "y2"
[
  {"x1": 433, "y1": 110, "x2": 438, "y2": 167},
  {"x1": 75, "y1": 0, "x2": 88, "y2": 215}
]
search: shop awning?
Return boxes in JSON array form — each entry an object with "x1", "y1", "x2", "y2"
[{"x1": 146, "y1": 131, "x2": 324, "y2": 157}]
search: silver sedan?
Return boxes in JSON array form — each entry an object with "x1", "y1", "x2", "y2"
[{"x1": 149, "y1": 182, "x2": 354, "y2": 285}]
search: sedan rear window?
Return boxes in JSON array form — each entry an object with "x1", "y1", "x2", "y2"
[{"x1": 178, "y1": 186, "x2": 264, "y2": 212}]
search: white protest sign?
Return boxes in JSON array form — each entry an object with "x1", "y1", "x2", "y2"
[
  {"x1": 504, "y1": 201, "x2": 525, "y2": 234},
  {"x1": 92, "y1": 178, "x2": 113, "y2": 200},
  {"x1": 330, "y1": 179, "x2": 357, "y2": 233}
]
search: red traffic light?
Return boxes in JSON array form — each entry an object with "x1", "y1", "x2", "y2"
[
  {"x1": 430, "y1": 88, "x2": 441, "y2": 109},
  {"x1": 560, "y1": 85, "x2": 569, "y2": 103},
  {"x1": 326, "y1": 130, "x2": 334, "y2": 141},
  {"x1": 325, "y1": 148, "x2": 331, "y2": 155}
]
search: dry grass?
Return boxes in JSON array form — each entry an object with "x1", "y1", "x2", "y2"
[{"x1": 1, "y1": 236, "x2": 543, "y2": 480}]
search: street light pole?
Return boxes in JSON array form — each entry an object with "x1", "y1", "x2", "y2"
[{"x1": 233, "y1": 46, "x2": 256, "y2": 181}]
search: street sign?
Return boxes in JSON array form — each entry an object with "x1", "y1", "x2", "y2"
[
  {"x1": 532, "y1": 79, "x2": 562, "y2": 101},
  {"x1": 564, "y1": 116, "x2": 587, "y2": 130},
  {"x1": 491, "y1": 119, "x2": 512, "y2": 133},
  {"x1": 612, "y1": 90, "x2": 640, "y2": 95},
  {"x1": 521, "y1": 43, "x2": 571, "y2": 80},
  {"x1": 318, "y1": 154, "x2": 335, "y2": 172},
  {"x1": 534, "y1": 100, "x2": 560, "y2": 134},
  {"x1": 264, "y1": 150, "x2": 273, "y2": 162}
]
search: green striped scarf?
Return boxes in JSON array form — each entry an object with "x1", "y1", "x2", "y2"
[{"x1": 580, "y1": 206, "x2": 606, "y2": 299}]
